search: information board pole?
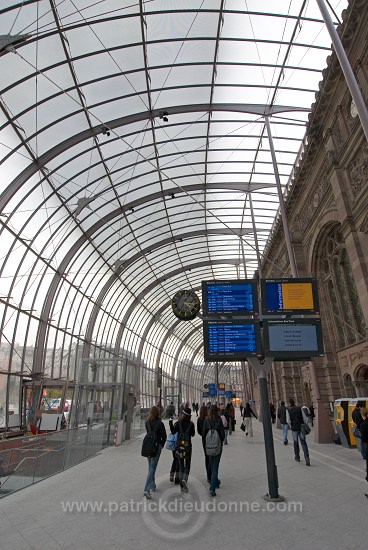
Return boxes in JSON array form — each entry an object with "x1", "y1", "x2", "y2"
[
  {"x1": 247, "y1": 357, "x2": 284, "y2": 502},
  {"x1": 215, "y1": 362, "x2": 219, "y2": 405}
]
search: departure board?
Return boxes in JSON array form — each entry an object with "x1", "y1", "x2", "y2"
[
  {"x1": 263, "y1": 319, "x2": 324, "y2": 359},
  {"x1": 202, "y1": 280, "x2": 258, "y2": 317},
  {"x1": 260, "y1": 278, "x2": 320, "y2": 315},
  {"x1": 203, "y1": 320, "x2": 261, "y2": 361}
]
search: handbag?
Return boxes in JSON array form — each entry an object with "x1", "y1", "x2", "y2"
[
  {"x1": 353, "y1": 425, "x2": 361, "y2": 439},
  {"x1": 240, "y1": 422, "x2": 245, "y2": 432},
  {"x1": 165, "y1": 432, "x2": 178, "y2": 450},
  {"x1": 300, "y1": 423, "x2": 311, "y2": 436}
]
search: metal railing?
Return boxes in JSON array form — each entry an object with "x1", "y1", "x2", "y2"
[{"x1": 0, "y1": 420, "x2": 116, "y2": 497}]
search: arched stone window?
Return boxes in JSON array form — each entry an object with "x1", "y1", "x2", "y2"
[
  {"x1": 318, "y1": 226, "x2": 366, "y2": 350},
  {"x1": 355, "y1": 365, "x2": 368, "y2": 398},
  {"x1": 303, "y1": 382, "x2": 312, "y2": 405},
  {"x1": 343, "y1": 373, "x2": 356, "y2": 398}
]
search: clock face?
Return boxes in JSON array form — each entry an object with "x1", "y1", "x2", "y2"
[
  {"x1": 350, "y1": 98, "x2": 358, "y2": 119},
  {"x1": 171, "y1": 290, "x2": 200, "y2": 321}
]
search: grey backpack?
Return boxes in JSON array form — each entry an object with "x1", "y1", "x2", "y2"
[{"x1": 205, "y1": 420, "x2": 222, "y2": 456}]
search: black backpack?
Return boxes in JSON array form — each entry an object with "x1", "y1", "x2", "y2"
[
  {"x1": 174, "y1": 421, "x2": 192, "y2": 459},
  {"x1": 141, "y1": 421, "x2": 159, "y2": 458}
]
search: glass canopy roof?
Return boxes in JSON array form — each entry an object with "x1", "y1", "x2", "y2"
[{"x1": 0, "y1": 0, "x2": 347, "y2": 378}]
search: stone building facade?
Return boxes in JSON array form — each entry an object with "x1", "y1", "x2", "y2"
[{"x1": 261, "y1": 0, "x2": 368, "y2": 410}]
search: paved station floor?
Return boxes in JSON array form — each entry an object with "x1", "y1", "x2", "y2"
[{"x1": 0, "y1": 411, "x2": 367, "y2": 550}]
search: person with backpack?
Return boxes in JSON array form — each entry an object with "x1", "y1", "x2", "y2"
[
  {"x1": 288, "y1": 398, "x2": 310, "y2": 466},
  {"x1": 169, "y1": 406, "x2": 195, "y2": 493},
  {"x1": 141, "y1": 406, "x2": 167, "y2": 499},
  {"x1": 202, "y1": 404, "x2": 225, "y2": 497},
  {"x1": 197, "y1": 404, "x2": 212, "y2": 483}
]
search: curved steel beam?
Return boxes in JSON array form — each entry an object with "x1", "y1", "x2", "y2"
[{"x1": 0, "y1": 103, "x2": 309, "y2": 210}]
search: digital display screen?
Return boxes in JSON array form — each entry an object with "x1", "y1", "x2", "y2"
[
  {"x1": 203, "y1": 320, "x2": 261, "y2": 361},
  {"x1": 263, "y1": 319, "x2": 324, "y2": 359},
  {"x1": 260, "y1": 278, "x2": 319, "y2": 315},
  {"x1": 202, "y1": 280, "x2": 258, "y2": 317}
]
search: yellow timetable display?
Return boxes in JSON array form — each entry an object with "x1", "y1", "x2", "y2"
[
  {"x1": 261, "y1": 278, "x2": 320, "y2": 315},
  {"x1": 282, "y1": 283, "x2": 314, "y2": 310}
]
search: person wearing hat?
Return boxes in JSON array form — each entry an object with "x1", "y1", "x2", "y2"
[{"x1": 169, "y1": 406, "x2": 195, "y2": 493}]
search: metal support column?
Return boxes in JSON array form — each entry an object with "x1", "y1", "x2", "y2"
[
  {"x1": 248, "y1": 357, "x2": 284, "y2": 501},
  {"x1": 215, "y1": 362, "x2": 219, "y2": 405},
  {"x1": 265, "y1": 116, "x2": 297, "y2": 278}
]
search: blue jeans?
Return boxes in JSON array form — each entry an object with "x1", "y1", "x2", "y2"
[
  {"x1": 356, "y1": 435, "x2": 367, "y2": 459},
  {"x1": 208, "y1": 452, "x2": 222, "y2": 492},
  {"x1": 281, "y1": 423, "x2": 289, "y2": 443},
  {"x1": 292, "y1": 430, "x2": 309, "y2": 460},
  {"x1": 202, "y1": 441, "x2": 212, "y2": 481},
  {"x1": 144, "y1": 445, "x2": 162, "y2": 492}
]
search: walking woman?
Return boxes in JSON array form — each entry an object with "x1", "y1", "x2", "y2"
[
  {"x1": 197, "y1": 404, "x2": 212, "y2": 483},
  {"x1": 169, "y1": 407, "x2": 195, "y2": 493},
  {"x1": 243, "y1": 402, "x2": 258, "y2": 437},
  {"x1": 203, "y1": 404, "x2": 225, "y2": 497},
  {"x1": 143, "y1": 406, "x2": 167, "y2": 499}
]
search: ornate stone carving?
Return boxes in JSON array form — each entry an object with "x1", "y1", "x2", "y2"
[
  {"x1": 361, "y1": 215, "x2": 368, "y2": 234},
  {"x1": 332, "y1": 120, "x2": 344, "y2": 148},
  {"x1": 347, "y1": 147, "x2": 368, "y2": 198},
  {"x1": 298, "y1": 174, "x2": 331, "y2": 230},
  {"x1": 326, "y1": 150, "x2": 339, "y2": 169}
]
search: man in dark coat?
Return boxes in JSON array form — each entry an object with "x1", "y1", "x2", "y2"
[
  {"x1": 352, "y1": 401, "x2": 367, "y2": 460},
  {"x1": 288, "y1": 398, "x2": 310, "y2": 466}
]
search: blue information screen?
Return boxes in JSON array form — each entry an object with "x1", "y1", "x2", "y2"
[
  {"x1": 203, "y1": 320, "x2": 261, "y2": 361},
  {"x1": 202, "y1": 280, "x2": 258, "y2": 316},
  {"x1": 265, "y1": 282, "x2": 283, "y2": 311}
]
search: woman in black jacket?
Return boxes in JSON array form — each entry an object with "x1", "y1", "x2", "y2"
[
  {"x1": 143, "y1": 406, "x2": 167, "y2": 499},
  {"x1": 197, "y1": 405, "x2": 212, "y2": 483},
  {"x1": 170, "y1": 407, "x2": 195, "y2": 493}
]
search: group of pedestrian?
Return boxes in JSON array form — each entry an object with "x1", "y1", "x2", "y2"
[
  {"x1": 142, "y1": 403, "x2": 226, "y2": 499},
  {"x1": 142, "y1": 398, "x2": 368, "y2": 501}
]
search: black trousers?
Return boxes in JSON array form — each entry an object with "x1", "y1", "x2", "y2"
[
  {"x1": 178, "y1": 455, "x2": 191, "y2": 485},
  {"x1": 170, "y1": 452, "x2": 179, "y2": 479}
]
